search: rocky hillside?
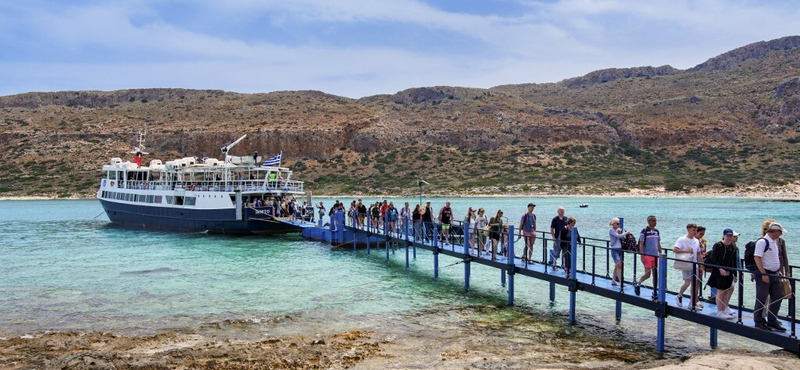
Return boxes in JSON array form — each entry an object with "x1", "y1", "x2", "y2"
[{"x1": 2, "y1": 36, "x2": 800, "y2": 197}]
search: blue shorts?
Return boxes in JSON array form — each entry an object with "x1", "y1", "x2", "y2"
[{"x1": 611, "y1": 249, "x2": 623, "y2": 263}]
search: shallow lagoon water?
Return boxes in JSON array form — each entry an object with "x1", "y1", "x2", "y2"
[{"x1": 0, "y1": 197, "x2": 797, "y2": 356}]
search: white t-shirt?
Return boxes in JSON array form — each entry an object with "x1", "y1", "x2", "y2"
[
  {"x1": 755, "y1": 235, "x2": 781, "y2": 272},
  {"x1": 674, "y1": 235, "x2": 700, "y2": 262},
  {"x1": 476, "y1": 215, "x2": 488, "y2": 229}
]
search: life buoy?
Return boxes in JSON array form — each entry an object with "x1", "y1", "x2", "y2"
[{"x1": 110, "y1": 180, "x2": 115, "y2": 187}]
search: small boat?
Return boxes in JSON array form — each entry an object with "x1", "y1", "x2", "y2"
[{"x1": 579, "y1": 203, "x2": 588, "y2": 208}]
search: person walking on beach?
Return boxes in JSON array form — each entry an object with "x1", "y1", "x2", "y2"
[
  {"x1": 559, "y1": 217, "x2": 579, "y2": 276},
  {"x1": 753, "y1": 222, "x2": 788, "y2": 331},
  {"x1": 634, "y1": 215, "x2": 662, "y2": 300},
  {"x1": 608, "y1": 218, "x2": 629, "y2": 285},
  {"x1": 518, "y1": 203, "x2": 537, "y2": 263},
  {"x1": 550, "y1": 207, "x2": 568, "y2": 270},
  {"x1": 489, "y1": 210, "x2": 505, "y2": 260},
  {"x1": 707, "y1": 229, "x2": 739, "y2": 319},
  {"x1": 439, "y1": 201, "x2": 453, "y2": 245},
  {"x1": 673, "y1": 223, "x2": 702, "y2": 309}
]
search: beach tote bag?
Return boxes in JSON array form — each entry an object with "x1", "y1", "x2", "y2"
[
  {"x1": 781, "y1": 278, "x2": 793, "y2": 298},
  {"x1": 673, "y1": 252, "x2": 693, "y2": 271}
]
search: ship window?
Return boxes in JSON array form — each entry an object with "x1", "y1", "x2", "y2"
[
  {"x1": 175, "y1": 196, "x2": 184, "y2": 205},
  {"x1": 185, "y1": 197, "x2": 196, "y2": 206},
  {"x1": 155, "y1": 195, "x2": 162, "y2": 204},
  {"x1": 146, "y1": 195, "x2": 154, "y2": 203},
  {"x1": 166, "y1": 196, "x2": 174, "y2": 204}
]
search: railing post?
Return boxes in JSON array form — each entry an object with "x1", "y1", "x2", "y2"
[
  {"x1": 542, "y1": 236, "x2": 550, "y2": 273},
  {"x1": 329, "y1": 210, "x2": 336, "y2": 244},
  {"x1": 569, "y1": 227, "x2": 578, "y2": 325},
  {"x1": 366, "y1": 215, "x2": 371, "y2": 255},
  {"x1": 690, "y1": 262, "x2": 697, "y2": 311},
  {"x1": 656, "y1": 253, "x2": 667, "y2": 353},
  {"x1": 405, "y1": 216, "x2": 410, "y2": 270},
  {"x1": 337, "y1": 210, "x2": 344, "y2": 244},
  {"x1": 352, "y1": 213, "x2": 357, "y2": 252},
  {"x1": 605, "y1": 241, "x2": 610, "y2": 278},
  {"x1": 790, "y1": 279, "x2": 796, "y2": 338},
  {"x1": 591, "y1": 243, "x2": 596, "y2": 285},
  {"x1": 404, "y1": 215, "x2": 409, "y2": 242},
  {"x1": 737, "y1": 268, "x2": 744, "y2": 324},
  {"x1": 433, "y1": 223, "x2": 439, "y2": 280},
  {"x1": 616, "y1": 251, "x2": 624, "y2": 320},
  {"x1": 508, "y1": 225, "x2": 515, "y2": 306},
  {"x1": 581, "y1": 237, "x2": 586, "y2": 272},
  {"x1": 464, "y1": 222, "x2": 470, "y2": 292}
]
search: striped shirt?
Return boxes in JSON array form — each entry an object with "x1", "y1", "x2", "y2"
[
  {"x1": 754, "y1": 234, "x2": 781, "y2": 272},
  {"x1": 638, "y1": 227, "x2": 661, "y2": 256}
]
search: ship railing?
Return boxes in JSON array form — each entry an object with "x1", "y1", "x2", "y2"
[{"x1": 119, "y1": 180, "x2": 304, "y2": 193}]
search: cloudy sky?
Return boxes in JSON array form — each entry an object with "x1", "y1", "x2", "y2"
[{"x1": 1, "y1": 0, "x2": 799, "y2": 98}]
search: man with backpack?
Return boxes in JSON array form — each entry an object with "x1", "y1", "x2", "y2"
[
  {"x1": 634, "y1": 215, "x2": 662, "y2": 300},
  {"x1": 753, "y1": 222, "x2": 788, "y2": 331}
]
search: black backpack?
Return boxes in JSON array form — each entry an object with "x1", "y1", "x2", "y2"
[
  {"x1": 621, "y1": 233, "x2": 638, "y2": 252},
  {"x1": 743, "y1": 237, "x2": 768, "y2": 271}
]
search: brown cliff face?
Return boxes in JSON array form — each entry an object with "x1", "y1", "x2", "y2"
[{"x1": 2, "y1": 36, "x2": 800, "y2": 197}]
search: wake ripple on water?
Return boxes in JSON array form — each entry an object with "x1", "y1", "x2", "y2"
[{"x1": 120, "y1": 267, "x2": 180, "y2": 275}]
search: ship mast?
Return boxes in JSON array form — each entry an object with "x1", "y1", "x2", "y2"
[{"x1": 130, "y1": 128, "x2": 149, "y2": 168}]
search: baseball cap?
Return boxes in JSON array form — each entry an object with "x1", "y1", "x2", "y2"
[
  {"x1": 723, "y1": 228, "x2": 740, "y2": 236},
  {"x1": 528, "y1": 203, "x2": 536, "y2": 207},
  {"x1": 767, "y1": 222, "x2": 788, "y2": 233}
]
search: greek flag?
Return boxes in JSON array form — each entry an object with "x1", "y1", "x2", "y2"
[{"x1": 261, "y1": 151, "x2": 282, "y2": 167}]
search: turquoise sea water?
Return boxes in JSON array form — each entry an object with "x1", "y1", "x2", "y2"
[{"x1": 0, "y1": 197, "x2": 797, "y2": 351}]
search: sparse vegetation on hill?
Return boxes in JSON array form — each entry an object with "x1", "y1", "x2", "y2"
[{"x1": 2, "y1": 36, "x2": 800, "y2": 198}]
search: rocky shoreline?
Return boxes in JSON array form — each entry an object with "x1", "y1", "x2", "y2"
[{"x1": 2, "y1": 305, "x2": 798, "y2": 370}]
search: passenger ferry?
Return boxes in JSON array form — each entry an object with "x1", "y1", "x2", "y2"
[{"x1": 96, "y1": 133, "x2": 305, "y2": 234}]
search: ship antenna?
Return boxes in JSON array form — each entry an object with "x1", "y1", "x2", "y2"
[{"x1": 129, "y1": 126, "x2": 149, "y2": 168}]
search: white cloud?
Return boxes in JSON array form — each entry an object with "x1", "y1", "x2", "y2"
[{"x1": 1, "y1": 0, "x2": 799, "y2": 97}]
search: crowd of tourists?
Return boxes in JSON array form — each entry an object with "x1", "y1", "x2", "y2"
[{"x1": 318, "y1": 200, "x2": 793, "y2": 331}]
